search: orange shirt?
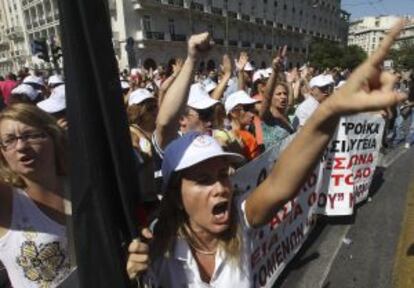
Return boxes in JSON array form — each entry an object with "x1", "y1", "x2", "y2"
[{"x1": 238, "y1": 129, "x2": 260, "y2": 160}]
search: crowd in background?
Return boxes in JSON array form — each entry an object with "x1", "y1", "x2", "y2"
[{"x1": 0, "y1": 23, "x2": 412, "y2": 287}]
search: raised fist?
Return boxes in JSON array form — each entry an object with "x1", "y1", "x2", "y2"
[{"x1": 188, "y1": 32, "x2": 214, "y2": 59}]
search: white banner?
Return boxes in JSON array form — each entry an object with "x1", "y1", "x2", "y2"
[
  {"x1": 232, "y1": 142, "x2": 319, "y2": 288},
  {"x1": 316, "y1": 113, "x2": 385, "y2": 215},
  {"x1": 230, "y1": 113, "x2": 385, "y2": 287}
]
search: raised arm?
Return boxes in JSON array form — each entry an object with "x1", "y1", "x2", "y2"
[
  {"x1": 158, "y1": 58, "x2": 183, "y2": 106},
  {"x1": 236, "y1": 52, "x2": 248, "y2": 91},
  {"x1": 245, "y1": 21, "x2": 407, "y2": 228},
  {"x1": 259, "y1": 46, "x2": 287, "y2": 118},
  {"x1": 155, "y1": 33, "x2": 213, "y2": 149},
  {"x1": 210, "y1": 54, "x2": 232, "y2": 100}
]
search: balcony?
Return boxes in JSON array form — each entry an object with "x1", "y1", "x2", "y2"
[
  {"x1": 228, "y1": 40, "x2": 238, "y2": 47},
  {"x1": 241, "y1": 14, "x2": 250, "y2": 22},
  {"x1": 242, "y1": 41, "x2": 250, "y2": 48},
  {"x1": 170, "y1": 34, "x2": 186, "y2": 41},
  {"x1": 227, "y1": 11, "x2": 237, "y2": 19},
  {"x1": 5, "y1": 27, "x2": 24, "y2": 40},
  {"x1": 190, "y1": 2, "x2": 204, "y2": 12},
  {"x1": 255, "y1": 18, "x2": 263, "y2": 25},
  {"x1": 214, "y1": 38, "x2": 224, "y2": 45},
  {"x1": 145, "y1": 31, "x2": 165, "y2": 40},
  {"x1": 211, "y1": 7, "x2": 223, "y2": 16},
  {"x1": 255, "y1": 43, "x2": 264, "y2": 49}
]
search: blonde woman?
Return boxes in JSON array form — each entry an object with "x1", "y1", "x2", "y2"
[
  {"x1": 0, "y1": 104, "x2": 70, "y2": 287},
  {"x1": 126, "y1": 22, "x2": 407, "y2": 286}
]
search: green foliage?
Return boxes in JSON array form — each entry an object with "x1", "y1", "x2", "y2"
[
  {"x1": 309, "y1": 40, "x2": 367, "y2": 70},
  {"x1": 388, "y1": 40, "x2": 414, "y2": 70}
]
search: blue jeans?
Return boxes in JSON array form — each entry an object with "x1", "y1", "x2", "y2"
[
  {"x1": 391, "y1": 108, "x2": 405, "y2": 145},
  {"x1": 405, "y1": 108, "x2": 414, "y2": 144}
]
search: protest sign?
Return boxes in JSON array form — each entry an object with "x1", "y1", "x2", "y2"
[
  {"x1": 229, "y1": 113, "x2": 385, "y2": 286},
  {"x1": 316, "y1": 113, "x2": 385, "y2": 215},
  {"x1": 232, "y1": 141, "x2": 319, "y2": 288}
]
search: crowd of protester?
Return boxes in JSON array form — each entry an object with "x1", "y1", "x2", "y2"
[{"x1": 0, "y1": 20, "x2": 412, "y2": 287}]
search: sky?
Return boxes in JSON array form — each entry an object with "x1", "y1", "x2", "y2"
[{"x1": 341, "y1": 0, "x2": 414, "y2": 20}]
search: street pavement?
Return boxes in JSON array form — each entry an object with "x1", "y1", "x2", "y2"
[{"x1": 276, "y1": 145, "x2": 414, "y2": 288}]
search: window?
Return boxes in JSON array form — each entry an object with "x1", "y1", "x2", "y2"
[
  {"x1": 168, "y1": 19, "x2": 175, "y2": 35},
  {"x1": 143, "y1": 15, "x2": 151, "y2": 32},
  {"x1": 207, "y1": 24, "x2": 214, "y2": 36}
]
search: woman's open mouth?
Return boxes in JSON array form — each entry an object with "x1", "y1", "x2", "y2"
[{"x1": 212, "y1": 201, "x2": 230, "y2": 223}]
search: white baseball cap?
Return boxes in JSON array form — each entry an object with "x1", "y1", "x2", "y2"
[
  {"x1": 23, "y1": 75, "x2": 45, "y2": 87},
  {"x1": 203, "y1": 79, "x2": 218, "y2": 94},
  {"x1": 162, "y1": 132, "x2": 244, "y2": 191},
  {"x1": 48, "y1": 75, "x2": 64, "y2": 86},
  {"x1": 120, "y1": 78, "x2": 130, "y2": 90},
  {"x1": 244, "y1": 62, "x2": 254, "y2": 71},
  {"x1": 335, "y1": 80, "x2": 346, "y2": 90},
  {"x1": 224, "y1": 90, "x2": 259, "y2": 114},
  {"x1": 309, "y1": 74, "x2": 334, "y2": 88},
  {"x1": 128, "y1": 88, "x2": 154, "y2": 106},
  {"x1": 253, "y1": 69, "x2": 269, "y2": 83},
  {"x1": 188, "y1": 83, "x2": 219, "y2": 110},
  {"x1": 37, "y1": 85, "x2": 66, "y2": 113},
  {"x1": 11, "y1": 84, "x2": 39, "y2": 101}
]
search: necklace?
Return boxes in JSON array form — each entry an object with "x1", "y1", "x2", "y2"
[
  {"x1": 189, "y1": 244, "x2": 217, "y2": 255},
  {"x1": 187, "y1": 240, "x2": 217, "y2": 255}
]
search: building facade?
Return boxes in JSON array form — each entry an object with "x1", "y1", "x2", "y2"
[
  {"x1": 0, "y1": 0, "x2": 60, "y2": 75},
  {"x1": 348, "y1": 15, "x2": 414, "y2": 56},
  {"x1": 111, "y1": 0, "x2": 350, "y2": 71},
  {"x1": 0, "y1": 0, "x2": 350, "y2": 74}
]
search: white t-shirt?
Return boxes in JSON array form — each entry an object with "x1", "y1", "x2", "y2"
[
  {"x1": 0, "y1": 188, "x2": 71, "y2": 288},
  {"x1": 293, "y1": 96, "x2": 320, "y2": 128},
  {"x1": 149, "y1": 199, "x2": 252, "y2": 287}
]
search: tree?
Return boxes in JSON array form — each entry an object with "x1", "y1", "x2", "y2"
[
  {"x1": 389, "y1": 40, "x2": 414, "y2": 70},
  {"x1": 309, "y1": 40, "x2": 342, "y2": 70},
  {"x1": 309, "y1": 41, "x2": 367, "y2": 70},
  {"x1": 341, "y1": 45, "x2": 367, "y2": 70}
]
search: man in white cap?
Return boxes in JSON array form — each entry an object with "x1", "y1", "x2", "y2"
[
  {"x1": 23, "y1": 75, "x2": 46, "y2": 99},
  {"x1": 293, "y1": 74, "x2": 334, "y2": 129},
  {"x1": 9, "y1": 84, "x2": 41, "y2": 104},
  {"x1": 180, "y1": 83, "x2": 219, "y2": 134},
  {"x1": 48, "y1": 75, "x2": 64, "y2": 90},
  {"x1": 37, "y1": 85, "x2": 68, "y2": 130}
]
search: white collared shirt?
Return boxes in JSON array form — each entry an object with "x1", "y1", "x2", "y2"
[
  {"x1": 293, "y1": 96, "x2": 320, "y2": 129},
  {"x1": 149, "y1": 201, "x2": 251, "y2": 287}
]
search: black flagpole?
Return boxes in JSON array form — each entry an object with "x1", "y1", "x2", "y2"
[{"x1": 57, "y1": 0, "x2": 140, "y2": 286}]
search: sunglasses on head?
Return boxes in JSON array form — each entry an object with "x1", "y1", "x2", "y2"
[{"x1": 318, "y1": 84, "x2": 334, "y2": 94}]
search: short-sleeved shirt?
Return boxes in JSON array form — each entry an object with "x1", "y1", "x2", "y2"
[
  {"x1": 149, "y1": 199, "x2": 252, "y2": 287},
  {"x1": 261, "y1": 110, "x2": 294, "y2": 149},
  {"x1": 292, "y1": 96, "x2": 320, "y2": 129}
]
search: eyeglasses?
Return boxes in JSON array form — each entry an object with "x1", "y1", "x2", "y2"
[
  {"x1": 318, "y1": 84, "x2": 334, "y2": 95},
  {"x1": 233, "y1": 104, "x2": 255, "y2": 113},
  {"x1": 0, "y1": 132, "x2": 48, "y2": 151}
]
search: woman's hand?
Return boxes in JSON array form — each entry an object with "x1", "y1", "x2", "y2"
[
  {"x1": 324, "y1": 20, "x2": 407, "y2": 116},
  {"x1": 126, "y1": 228, "x2": 153, "y2": 280},
  {"x1": 271, "y1": 45, "x2": 287, "y2": 72},
  {"x1": 187, "y1": 32, "x2": 213, "y2": 60}
]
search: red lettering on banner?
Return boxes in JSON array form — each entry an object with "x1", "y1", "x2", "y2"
[
  {"x1": 328, "y1": 193, "x2": 337, "y2": 209},
  {"x1": 333, "y1": 157, "x2": 346, "y2": 169},
  {"x1": 333, "y1": 153, "x2": 374, "y2": 171},
  {"x1": 349, "y1": 192, "x2": 355, "y2": 208},
  {"x1": 331, "y1": 174, "x2": 354, "y2": 186}
]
